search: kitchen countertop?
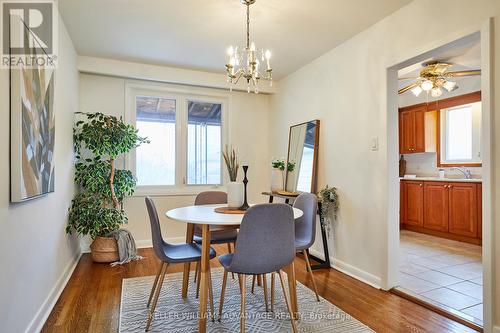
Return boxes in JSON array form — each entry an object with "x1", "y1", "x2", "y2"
[{"x1": 400, "y1": 176, "x2": 482, "y2": 183}]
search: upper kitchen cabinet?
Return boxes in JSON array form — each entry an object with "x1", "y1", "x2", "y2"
[{"x1": 399, "y1": 104, "x2": 437, "y2": 154}]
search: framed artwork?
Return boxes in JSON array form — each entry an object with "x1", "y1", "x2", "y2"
[{"x1": 10, "y1": 20, "x2": 55, "y2": 202}]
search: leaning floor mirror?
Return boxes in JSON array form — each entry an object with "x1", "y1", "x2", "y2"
[{"x1": 285, "y1": 119, "x2": 320, "y2": 194}]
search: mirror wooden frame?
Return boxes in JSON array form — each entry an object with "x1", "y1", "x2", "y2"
[{"x1": 285, "y1": 119, "x2": 320, "y2": 194}]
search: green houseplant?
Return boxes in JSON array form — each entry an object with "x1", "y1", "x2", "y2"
[
  {"x1": 271, "y1": 159, "x2": 296, "y2": 192},
  {"x1": 66, "y1": 112, "x2": 148, "y2": 262}
]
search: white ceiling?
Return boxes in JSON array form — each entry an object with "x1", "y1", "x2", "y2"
[{"x1": 58, "y1": 0, "x2": 412, "y2": 79}]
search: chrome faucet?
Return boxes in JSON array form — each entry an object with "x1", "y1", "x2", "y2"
[{"x1": 451, "y1": 167, "x2": 471, "y2": 179}]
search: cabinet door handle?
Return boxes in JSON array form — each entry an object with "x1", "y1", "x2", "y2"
[
  {"x1": 443, "y1": 185, "x2": 447, "y2": 188},
  {"x1": 449, "y1": 185, "x2": 453, "y2": 189},
  {"x1": 419, "y1": 183, "x2": 423, "y2": 187}
]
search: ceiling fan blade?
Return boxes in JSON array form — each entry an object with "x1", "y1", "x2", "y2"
[
  {"x1": 398, "y1": 76, "x2": 419, "y2": 81},
  {"x1": 398, "y1": 82, "x2": 419, "y2": 95},
  {"x1": 433, "y1": 63, "x2": 452, "y2": 74},
  {"x1": 447, "y1": 70, "x2": 481, "y2": 77}
]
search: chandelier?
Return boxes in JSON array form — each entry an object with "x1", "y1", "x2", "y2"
[
  {"x1": 225, "y1": 0, "x2": 272, "y2": 94},
  {"x1": 410, "y1": 76, "x2": 458, "y2": 98}
]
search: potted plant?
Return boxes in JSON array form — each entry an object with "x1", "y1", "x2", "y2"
[
  {"x1": 222, "y1": 145, "x2": 243, "y2": 208},
  {"x1": 319, "y1": 185, "x2": 339, "y2": 236},
  {"x1": 66, "y1": 112, "x2": 148, "y2": 262},
  {"x1": 271, "y1": 159, "x2": 296, "y2": 192}
]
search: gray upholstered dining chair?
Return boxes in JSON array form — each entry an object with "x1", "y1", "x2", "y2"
[
  {"x1": 144, "y1": 197, "x2": 217, "y2": 331},
  {"x1": 192, "y1": 191, "x2": 238, "y2": 297},
  {"x1": 218, "y1": 203, "x2": 298, "y2": 333},
  {"x1": 292, "y1": 192, "x2": 320, "y2": 301}
]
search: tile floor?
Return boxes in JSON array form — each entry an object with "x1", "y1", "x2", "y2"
[{"x1": 397, "y1": 230, "x2": 483, "y2": 325}]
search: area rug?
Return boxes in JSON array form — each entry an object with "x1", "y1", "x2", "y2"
[{"x1": 119, "y1": 268, "x2": 373, "y2": 332}]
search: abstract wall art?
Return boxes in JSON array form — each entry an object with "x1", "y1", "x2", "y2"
[{"x1": 10, "y1": 26, "x2": 55, "y2": 202}]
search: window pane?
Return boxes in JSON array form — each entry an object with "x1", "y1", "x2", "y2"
[
  {"x1": 446, "y1": 105, "x2": 472, "y2": 161},
  {"x1": 136, "y1": 97, "x2": 176, "y2": 186},
  {"x1": 187, "y1": 101, "x2": 221, "y2": 185}
]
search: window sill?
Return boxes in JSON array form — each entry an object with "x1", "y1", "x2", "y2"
[{"x1": 133, "y1": 185, "x2": 225, "y2": 197}]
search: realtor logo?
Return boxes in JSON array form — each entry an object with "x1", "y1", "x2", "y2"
[{"x1": 1, "y1": 1, "x2": 57, "y2": 68}]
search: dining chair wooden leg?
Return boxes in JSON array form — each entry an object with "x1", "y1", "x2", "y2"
[
  {"x1": 262, "y1": 274, "x2": 269, "y2": 312},
  {"x1": 257, "y1": 274, "x2": 262, "y2": 287},
  {"x1": 208, "y1": 266, "x2": 215, "y2": 322},
  {"x1": 182, "y1": 223, "x2": 194, "y2": 299},
  {"x1": 251, "y1": 275, "x2": 256, "y2": 294},
  {"x1": 218, "y1": 269, "x2": 229, "y2": 321},
  {"x1": 278, "y1": 270, "x2": 298, "y2": 333},
  {"x1": 238, "y1": 274, "x2": 242, "y2": 294},
  {"x1": 196, "y1": 263, "x2": 201, "y2": 298},
  {"x1": 303, "y1": 250, "x2": 320, "y2": 302},
  {"x1": 147, "y1": 262, "x2": 164, "y2": 308},
  {"x1": 227, "y1": 243, "x2": 235, "y2": 279},
  {"x1": 194, "y1": 261, "x2": 199, "y2": 283},
  {"x1": 239, "y1": 274, "x2": 246, "y2": 333},
  {"x1": 146, "y1": 263, "x2": 168, "y2": 331},
  {"x1": 270, "y1": 272, "x2": 275, "y2": 312}
]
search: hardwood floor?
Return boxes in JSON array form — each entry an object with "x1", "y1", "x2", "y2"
[{"x1": 42, "y1": 246, "x2": 476, "y2": 333}]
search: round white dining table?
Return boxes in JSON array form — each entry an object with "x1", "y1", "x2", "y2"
[{"x1": 165, "y1": 203, "x2": 303, "y2": 333}]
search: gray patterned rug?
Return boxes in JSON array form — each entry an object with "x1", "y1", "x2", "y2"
[{"x1": 119, "y1": 268, "x2": 373, "y2": 332}]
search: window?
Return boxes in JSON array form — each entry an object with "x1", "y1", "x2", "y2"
[
  {"x1": 127, "y1": 85, "x2": 226, "y2": 194},
  {"x1": 440, "y1": 101, "x2": 481, "y2": 165},
  {"x1": 187, "y1": 101, "x2": 222, "y2": 185}
]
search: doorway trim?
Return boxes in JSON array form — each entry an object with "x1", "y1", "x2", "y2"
[{"x1": 384, "y1": 19, "x2": 493, "y2": 332}]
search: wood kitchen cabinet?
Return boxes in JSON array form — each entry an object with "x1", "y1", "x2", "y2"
[
  {"x1": 401, "y1": 181, "x2": 423, "y2": 227},
  {"x1": 401, "y1": 180, "x2": 481, "y2": 245},
  {"x1": 424, "y1": 182, "x2": 449, "y2": 232},
  {"x1": 398, "y1": 104, "x2": 437, "y2": 154}
]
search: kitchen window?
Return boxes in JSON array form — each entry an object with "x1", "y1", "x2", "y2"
[
  {"x1": 440, "y1": 101, "x2": 481, "y2": 165},
  {"x1": 126, "y1": 84, "x2": 227, "y2": 195}
]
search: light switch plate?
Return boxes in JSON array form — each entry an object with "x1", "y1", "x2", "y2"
[{"x1": 370, "y1": 137, "x2": 379, "y2": 151}]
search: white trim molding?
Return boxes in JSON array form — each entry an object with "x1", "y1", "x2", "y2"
[
  {"x1": 308, "y1": 248, "x2": 382, "y2": 289},
  {"x1": 25, "y1": 252, "x2": 82, "y2": 333}
]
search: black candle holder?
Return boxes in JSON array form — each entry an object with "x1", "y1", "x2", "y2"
[{"x1": 239, "y1": 165, "x2": 250, "y2": 210}]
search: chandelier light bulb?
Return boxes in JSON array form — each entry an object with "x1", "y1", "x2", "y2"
[
  {"x1": 431, "y1": 87, "x2": 442, "y2": 98},
  {"x1": 421, "y1": 80, "x2": 433, "y2": 91},
  {"x1": 410, "y1": 85, "x2": 423, "y2": 97},
  {"x1": 250, "y1": 42, "x2": 256, "y2": 51},
  {"x1": 265, "y1": 50, "x2": 271, "y2": 59},
  {"x1": 443, "y1": 80, "x2": 457, "y2": 92},
  {"x1": 227, "y1": 46, "x2": 234, "y2": 56}
]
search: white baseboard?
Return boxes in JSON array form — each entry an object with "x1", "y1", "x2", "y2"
[
  {"x1": 25, "y1": 252, "x2": 82, "y2": 333},
  {"x1": 308, "y1": 248, "x2": 382, "y2": 289},
  {"x1": 80, "y1": 236, "x2": 185, "y2": 253}
]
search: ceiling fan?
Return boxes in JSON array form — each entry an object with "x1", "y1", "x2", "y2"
[{"x1": 398, "y1": 61, "x2": 481, "y2": 98}]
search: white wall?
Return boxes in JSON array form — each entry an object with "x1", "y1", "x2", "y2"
[
  {"x1": 0, "y1": 15, "x2": 80, "y2": 333},
  {"x1": 79, "y1": 73, "x2": 271, "y2": 246},
  {"x1": 269, "y1": 0, "x2": 499, "y2": 329}
]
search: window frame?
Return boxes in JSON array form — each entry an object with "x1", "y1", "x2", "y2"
[
  {"x1": 435, "y1": 91, "x2": 482, "y2": 168},
  {"x1": 125, "y1": 82, "x2": 229, "y2": 196}
]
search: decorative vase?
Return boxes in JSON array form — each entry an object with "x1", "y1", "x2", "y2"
[
  {"x1": 227, "y1": 181, "x2": 244, "y2": 208},
  {"x1": 270, "y1": 168, "x2": 283, "y2": 192},
  {"x1": 90, "y1": 236, "x2": 119, "y2": 263}
]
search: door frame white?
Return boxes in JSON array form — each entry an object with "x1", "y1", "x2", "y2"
[{"x1": 384, "y1": 19, "x2": 493, "y2": 332}]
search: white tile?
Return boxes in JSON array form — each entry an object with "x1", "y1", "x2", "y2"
[
  {"x1": 432, "y1": 254, "x2": 479, "y2": 266},
  {"x1": 420, "y1": 288, "x2": 481, "y2": 310},
  {"x1": 412, "y1": 270, "x2": 463, "y2": 286},
  {"x1": 398, "y1": 272, "x2": 440, "y2": 294},
  {"x1": 469, "y1": 277, "x2": 483, "y2": 285},
  {"x1": 461, "y1": 304, "x2": 483, "y2": 322},
  {"x1": 447, "y1": 281, "x2": 483, "y2": 300},
  {"x1": 412, "y1": 257, "x2": 454, "y2": 270},
  {"x1": 399, "y1": 262, "x2": 429, "y2": 275},
  {"x1": 439, "y1": 263, "x2": 483, "y2": 280}
]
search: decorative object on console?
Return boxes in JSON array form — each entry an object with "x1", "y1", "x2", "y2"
[
  {"x1": 66, "y1": 112, "x2": 149, "y2": 262},
  {"x1": 318, "y1": 185, "x2": 339, "y2": 236},
  {"x1": 225, "y1": 0, "x2": 272, "y2": 93},
  {"x1": 271, "y1": 159, "x2": 295, "y2": 192},
  {"x1": 239, "y1": 165, "x2": 250, "y2": 210},
  {"x1": 222, "y1": 145, "x2": 244, "y2": 208},
  {"x1": 10, "y1": 31, "x2": 55, "y2": 202}
]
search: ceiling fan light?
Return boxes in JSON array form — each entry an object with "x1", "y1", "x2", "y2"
[
  {"x1": 443, "y1": 80, "x2": 457, "y2": 92},
  {"x1": 421, "y1": 80, "x2": 433, "y2": 91},
  {"x1": 411, "y1": 85, "x2": 423, "y2": 97},
  {"x1": 431, "y1": 87, "x2": 443, "y2": 98}
]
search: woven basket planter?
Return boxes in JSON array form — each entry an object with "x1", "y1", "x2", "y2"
[{"x1": 90, "y1": 236, "x2": 119, "y2": 263}]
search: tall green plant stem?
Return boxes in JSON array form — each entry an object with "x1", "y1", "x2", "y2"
[{"x1": 109, "y1": 158, "x2": 118, "y2": 209}]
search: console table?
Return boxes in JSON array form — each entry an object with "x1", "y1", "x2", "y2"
[{"x1": 262, "y1": 191, "x2": 331, "y2": 270}]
